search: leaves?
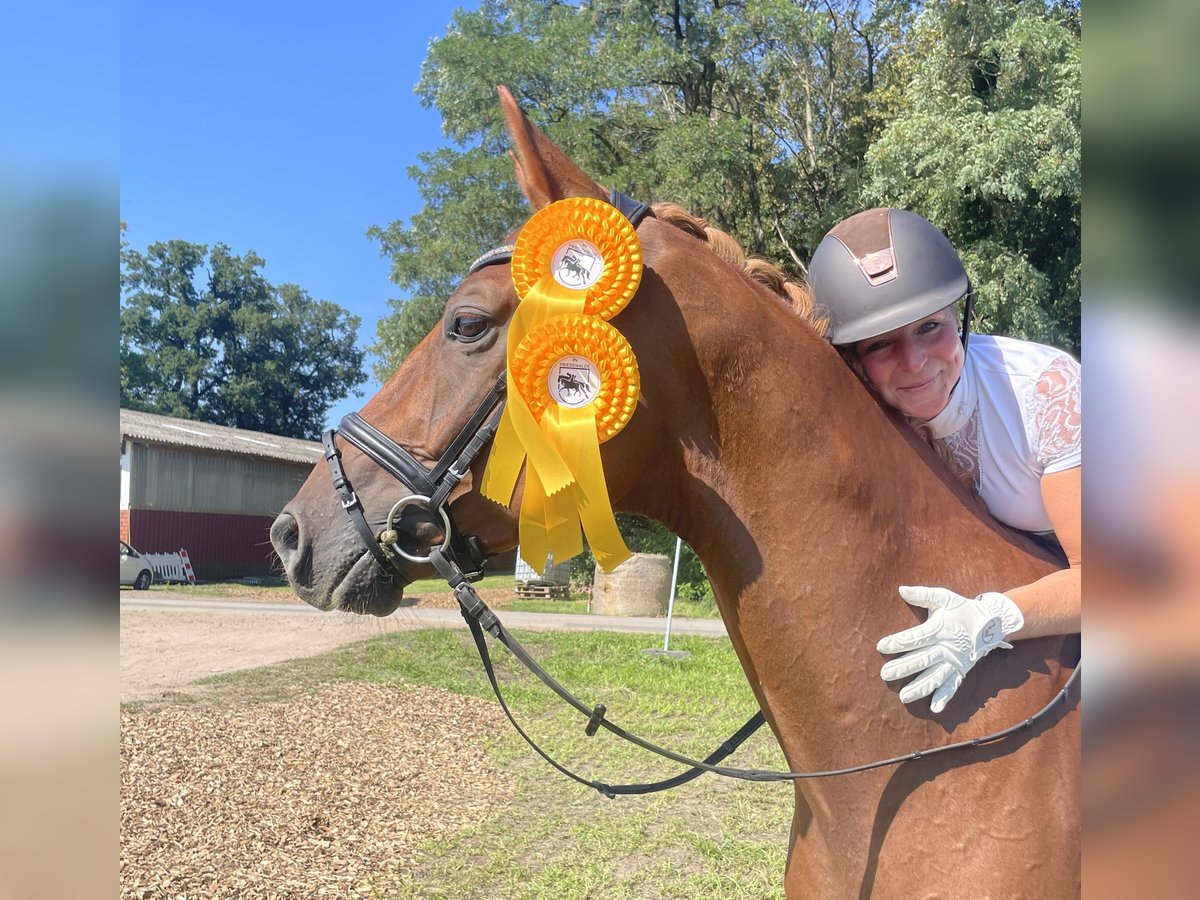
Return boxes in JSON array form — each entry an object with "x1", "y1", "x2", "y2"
[
  {"x1": 369, "y1": 0, "x2": 922, "y2": 372},
  {"x1": 120, "y1": 240, "x2": 367, "y2": 439},
  {"x1": 862, "y1": 0, "x2": 1081, "y2": 354}
]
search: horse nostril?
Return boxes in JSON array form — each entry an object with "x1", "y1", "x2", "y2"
[{"x1": 270, "y1": 512, "x2": 301, "y2": 567}]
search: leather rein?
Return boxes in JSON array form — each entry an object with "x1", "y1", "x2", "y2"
[{"x1": 322, "y1": 190, "x2": 1080, "y2": 799}]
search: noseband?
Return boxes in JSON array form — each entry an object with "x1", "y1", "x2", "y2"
[
  {"x1": 322, "y1": 189, "x2": 653, "y2": 582},
  {"x1": 323, "y1": 374, "x2": 506, "y2": 581}
]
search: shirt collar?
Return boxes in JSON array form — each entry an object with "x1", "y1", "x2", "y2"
[{"x1": 923, "y1": 348, "x2": 977, "y2": 439}]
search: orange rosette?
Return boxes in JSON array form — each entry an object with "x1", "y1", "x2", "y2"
[
  {"x1": 510, "y1": 314, "x2": 639, "y2": 443},
  {"x1": 510, "y1": 196, "x2": 643, "y2": 321},
  {"x1": 480, "y1": 195, "x2": 644, "y2": 573}
]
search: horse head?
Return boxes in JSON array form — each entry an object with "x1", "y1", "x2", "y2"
[{"x1": 271, "y1": 86, "x2": 759, "y2": 614}]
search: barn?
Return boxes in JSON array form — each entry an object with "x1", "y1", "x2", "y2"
[{"x1": 120, "y1": 409, "x2": 323, "y2": 580}]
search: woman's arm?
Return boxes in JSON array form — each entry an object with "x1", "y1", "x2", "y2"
[
  {"x1": 1005, "y1": 465, "x2": 1082, "y2": 639},
  {"x1": 874, "y1": 465, "x2": 1081, "y2": 713}
]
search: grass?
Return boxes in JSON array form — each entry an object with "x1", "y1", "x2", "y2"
[
  {"x1": 153, "y1": 574, "x2": 724, "y2": 619},
  {"x1": 197, "y1": 627, "x2": 791, "y2": 898},
  {"x1": 144, "y1": 578, "x2": 294, "y2": 596},
  {"x1": 407, "y1": 574, "x2": 519, "y2": 593}
]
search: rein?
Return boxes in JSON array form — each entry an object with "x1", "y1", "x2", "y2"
[
  {"x1": 322, "y1": 189, "x2": 1080, "y2": 799},
  {"x1": 430, "y1": 545, "x2": 1080, "y2": 798}
]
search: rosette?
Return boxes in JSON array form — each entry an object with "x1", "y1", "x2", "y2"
[
  {"x1": 511, "y1": 314, "x2": 639, "y2": 442},
  {"x1": 510, "y1": 196, "x2": 642, "y2": 321},
  {"x1": 480, "y1": 197, "x2": 643, "y2": 572}
]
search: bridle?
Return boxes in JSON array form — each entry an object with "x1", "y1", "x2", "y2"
[
  {"x1": 322, "y1": 190, "x2": 1080, "y2": 799},
  {"x1": 323, "y1": 373, "x2": 506, "y2": 582}
]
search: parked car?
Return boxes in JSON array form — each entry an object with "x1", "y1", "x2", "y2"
[{"x1": 120, "y1": 540, "x2": 154, "y2": 590}]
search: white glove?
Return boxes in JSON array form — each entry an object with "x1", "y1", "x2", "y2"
[{"x1": 877, "y1": 586, "x2": 1025, "y2": 714}]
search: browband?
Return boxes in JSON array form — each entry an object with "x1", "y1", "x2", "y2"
[{"x1": 467, "y1": 188, "x2": 653, "y2": 275}]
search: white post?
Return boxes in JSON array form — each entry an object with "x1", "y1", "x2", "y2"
[{"x1": 663, "y1": 535, "x2": 683, "y2": 651}]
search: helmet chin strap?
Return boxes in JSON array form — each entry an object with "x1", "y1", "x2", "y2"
[{"x1": 960, "y1": 286, "x2": 975, "y2": 351}]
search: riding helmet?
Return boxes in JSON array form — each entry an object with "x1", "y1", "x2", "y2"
[{"x1": 808, "y1": 208, "x2": 970, "y2": 345}]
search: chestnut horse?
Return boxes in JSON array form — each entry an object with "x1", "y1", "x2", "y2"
[{"x1": 271, "y1": 88, "x2": 1079, "y2": 898}]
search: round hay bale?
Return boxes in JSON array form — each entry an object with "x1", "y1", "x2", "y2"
[{"x1": 591, "y1": 553, "x2": 671, "y2": 616}]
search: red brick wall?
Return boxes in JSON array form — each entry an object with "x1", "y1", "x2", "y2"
[
  {"x1": 126, "y1": 509, "x2": 281, "y2": 580},
  {"x1": 119, "y1": 509, "x2": 130, "y2": 544}
]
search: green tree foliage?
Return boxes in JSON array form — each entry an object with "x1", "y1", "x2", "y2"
[
  {"x1": 370, "y1": 0, "x2": 1079, "y2": 372},
  {"x1": 367, "y1": 0, "x2": 918, "y2": 378},
  {"x1": 862, "y1": 0, "x2": 1081, "y2": 354},
  {"x1": 121, "y1": 239, "x2": 367, "y2": 440}
]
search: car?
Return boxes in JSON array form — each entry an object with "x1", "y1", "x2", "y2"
[{"x1": 120, "y1": 540, "x2": 154, "y2": 590}]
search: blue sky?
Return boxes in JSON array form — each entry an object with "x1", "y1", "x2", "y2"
[{"x1": 121, "y1": 1, "x2": 480, "y2": 430}]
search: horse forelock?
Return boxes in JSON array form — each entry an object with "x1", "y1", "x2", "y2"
[{"x1": 649, "y1": 201, "x2": 830, "y2": 338}]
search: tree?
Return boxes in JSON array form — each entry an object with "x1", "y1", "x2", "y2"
[
  {"x1": 121, "y1": 239, "x2": 367, "y2": 440},
  {"x1": 367, "y1": 0, "x2": 918, "y2": 378},
  {"x1": 861, "y1": 0, "x2": 1081, "y2": 354},
  {"x1": 368, "y1": 0, "x2": 1079, "y2": 368}
]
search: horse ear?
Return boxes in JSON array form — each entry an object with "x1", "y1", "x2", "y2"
[{"x1": 497, "y1": 85, "x2": 607, "y2": 210}]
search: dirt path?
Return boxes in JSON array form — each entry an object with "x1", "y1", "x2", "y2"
[
  {"x1": 120, "y1": 604, "x2": 422, "y2": 703},
  {"x1": 118, "y1": 587, "x2": 515, "y2": 703}
]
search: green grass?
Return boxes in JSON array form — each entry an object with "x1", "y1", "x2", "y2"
[
  {"x1": 406, "y1": 573, "x2": 518, "y2": 593},
  {"x1": 145, "y1": 579, "x2": 295, "y2": 597},
  {"x1": 196, "y1": 627, "x2": 790, "y2": 898}
]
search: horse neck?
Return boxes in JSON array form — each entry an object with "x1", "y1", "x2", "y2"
[{"x1": 633, "y1": 267, "x2": 1055, "y2": 774}]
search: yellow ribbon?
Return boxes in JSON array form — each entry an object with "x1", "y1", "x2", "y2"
[{"x1": 479, "y1": 197, "x2": 642, "y2": 573}]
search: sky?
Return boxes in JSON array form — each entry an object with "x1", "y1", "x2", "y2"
[{"x1": 120, "y1": 1, "x2": 481, "y2": 432}]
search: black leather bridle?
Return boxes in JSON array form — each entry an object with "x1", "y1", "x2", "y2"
[
  {"x1": 321, "y1": 189, "x2": 1079, "y2": 799},
  {"x1": 322, "y1": 373, "x2": 506, "y2": 582}
]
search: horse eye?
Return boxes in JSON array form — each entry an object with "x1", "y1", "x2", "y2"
[{"x1": 449, "y1": 312, "x2": 489, "y2": 341}]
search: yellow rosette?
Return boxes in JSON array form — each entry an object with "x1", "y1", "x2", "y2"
[
  {"x1": 480, "y1": 197, "x2": 642, "y2": 573},
  {"x1": 510, "y1": 197, "x2": 642, "y2": 322}
]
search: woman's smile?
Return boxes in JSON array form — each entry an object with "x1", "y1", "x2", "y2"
[{"x1": 854, "y1": 306, "x2": 964, "y2": 420}]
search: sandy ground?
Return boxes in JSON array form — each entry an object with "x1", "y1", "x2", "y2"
[
  {"x1": 119, "y1": 592, "x2": 519, "y2": 898},
  {"x1": 118, "y1": 582, "x2": 530, "y2": 703},
  {"x1": 119, "y1": 601, "x2": 429, "y2": 703}
]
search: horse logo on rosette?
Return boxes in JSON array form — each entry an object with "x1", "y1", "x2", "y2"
[
  {"x1": 551, "y1": 240, "x2": 604, "y2": 289},
  {"x1": 548, "y1": 355, "x2": 600, "y2": 409}
]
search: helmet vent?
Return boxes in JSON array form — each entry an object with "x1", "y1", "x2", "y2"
[{"x1": 857, "y1": 248, "x2": 897, "y2": 286}]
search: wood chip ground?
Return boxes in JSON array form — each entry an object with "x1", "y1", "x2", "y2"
[{"x1": 121, "y1": 682, "x2": 514, "y2": 899}]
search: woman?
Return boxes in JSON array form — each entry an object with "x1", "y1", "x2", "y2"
[{"x1": 807, "y1": 208, "x2": 1081, "y2": 714}]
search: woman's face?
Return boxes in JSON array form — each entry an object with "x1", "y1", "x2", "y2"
[{"x1": 853, "y1": 306, "x2": 964, "y2": 420}]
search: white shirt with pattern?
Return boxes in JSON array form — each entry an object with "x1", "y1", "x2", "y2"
[{"x1": 924, "y1": 334, "x2": 1081, "y2": 534}]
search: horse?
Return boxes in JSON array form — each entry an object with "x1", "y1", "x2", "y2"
[{"x1": 271, "y1": 87, "x2": 1079, "y2": 898}]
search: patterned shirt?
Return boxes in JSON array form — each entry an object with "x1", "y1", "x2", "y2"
[{"x1": 924, "y1": 334, "x2": 1082, "y2": 534}]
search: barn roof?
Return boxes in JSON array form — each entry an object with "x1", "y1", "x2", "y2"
[{"x1": 120, "y1": 408, "x2": 324, "y2": 464}]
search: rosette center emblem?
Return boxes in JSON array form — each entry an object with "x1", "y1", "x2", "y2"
[
  {"x1": 548, "y1": 355, "x2": 600, "y2": 408},
  {"x1": 551, "y1": 241, "x2": 604, "y2": 290}
]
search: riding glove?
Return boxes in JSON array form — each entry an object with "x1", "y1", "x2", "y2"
[{"x1": 877, "y1": 586, "x2": 1025, "y2": 714}]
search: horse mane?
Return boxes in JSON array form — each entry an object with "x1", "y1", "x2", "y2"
[{"x1": 649, "y1": 201, "x2": 830, "y2": 338}]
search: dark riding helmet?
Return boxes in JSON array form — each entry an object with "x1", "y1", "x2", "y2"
[{"x1": 808, "y1": 208, "x2": 972, "y2": 346}]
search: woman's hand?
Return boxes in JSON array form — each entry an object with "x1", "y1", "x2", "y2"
[{"x1": 877, "y1": 586, "x2": 1025, "y2": 713}]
